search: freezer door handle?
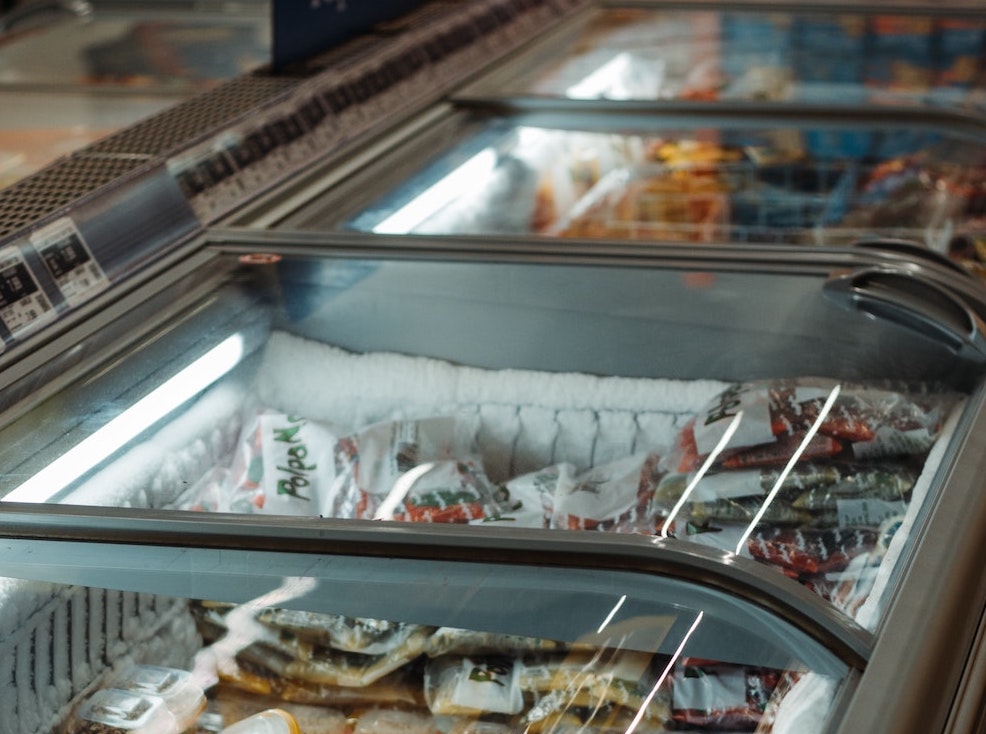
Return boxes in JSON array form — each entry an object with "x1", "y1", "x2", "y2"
[
  {"x1": 824, "y1": 267, "x2": 986, "y2": 363},
  {"x1": 851, "y1": 238, "x2": 972, "y2": 280}
]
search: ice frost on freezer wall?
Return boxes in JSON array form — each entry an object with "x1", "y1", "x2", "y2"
[
  {"x1": 0, "y1": 580, "x2": 199, "y2": 734},
  {"x1": 0, "y1": 383, "x2": 246, "y2": 734},
  {"x1": 254, "y1": 330, "x2": 727, "y2": 480}
]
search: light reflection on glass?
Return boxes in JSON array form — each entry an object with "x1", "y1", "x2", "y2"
[
  {"x1": 3, "y1": 333, "x2": 245, "y2": 504},
  {"x1": 660, "y1": 411, "x2": 745, "y2": 539},
  {"x1": 734, "y1": 384, "x2": 843, "y2": 554}
]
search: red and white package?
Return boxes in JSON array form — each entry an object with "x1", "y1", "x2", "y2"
[
  {"x1": 503, "y1": 452, "x2": 663, "y2": 532},
  {"x1": 672, "y1": 660, "x2": 781, "y2": 731},
  {"x1": 383, "y1": 458, "x2": 505, "y2": 524},
  {"x1": 327, "y1": 416, "x2": 456, "y2": 519},
  {"x1": 674, "y1": 379, "x2": 957, "y2": 472},
  {"x1": 223, "y1": 410, "x2": 339, "y2": 516}
]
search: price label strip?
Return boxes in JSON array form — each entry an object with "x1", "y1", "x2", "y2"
[
  {"x1": 30, "y1": 218, "x2": 109, "y2": 308},
  {"x1": 0, "y1": 246, "x2": 57, "y2": 345}
]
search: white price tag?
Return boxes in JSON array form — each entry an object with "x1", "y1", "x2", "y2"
[
  {"x1": 0, "y1": 246, "x2": 56, "y2": 344},
  {"x1": 30, "y1": 218, "x2": 108, "y2": 307}
]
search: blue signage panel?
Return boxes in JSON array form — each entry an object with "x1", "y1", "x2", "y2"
[{"x1": 273, "y1": 0, "x2": 427, "y2": 71}]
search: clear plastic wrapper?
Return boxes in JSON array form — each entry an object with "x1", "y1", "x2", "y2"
[
  {"x1": 651, "y1": 378, "x2": 958, "y2": 616},
  {"x1": 207, "y1": 410, "x2": 340, "y2": 515},
  {"x1": 218, "y1": 709, "x2": 299, "y2": 734},
  {"x1": 110, "y1": 665, "x2": 206, "y2": 732},
  {"x1": 69, "y1": 689, "x2": 179, "y2": 734}
]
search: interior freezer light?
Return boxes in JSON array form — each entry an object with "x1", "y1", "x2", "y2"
[
  {"x1": 734, "y1": 384, "x2": 843, "y2": 555},
  {"x1": 371, "y1": 149, "x2": 498, "y2": 234},
  {"x1": 3, "y1": 333, "x2": 245, "y2": 504},
  {"x1": 564, "y1": 53, "x2": 632, "y2": 99}
]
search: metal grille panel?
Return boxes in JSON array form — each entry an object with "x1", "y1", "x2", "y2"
[
  {"x1": 0, "y1": 155, "x2": 149, "y2": 242},
  {"x1": 87, "y1": 75, "x2": 303, "y2": 158}
]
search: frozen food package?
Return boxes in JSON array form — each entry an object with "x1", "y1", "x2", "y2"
[
  {"x1": 671, "y1": 378, "x2": 958, "y2": 472},
  {"x1": 350, "y1": 708, "x2": 437, "y2": 734},
  {"x1": 501, "y1": 452, "x2": 664, "y2": 532},
  {"x1": 219, "y1": 709, "x2": 299, "y2": 734},
  {"x1": 424, "y1": 656, "x2": 525, "y2": 715},
  {"x1": 222, "y1": 409, "x2": 340, "y2": 516},
  {"x1": 647, "y1": 377, "x2": 960, "y2": 623},
  {"x1": 192, "y1": 601, "x2": 434, "y2": 689},
  {"x1": 109, "y1": 665, "x2": 206, "y2": 732},
  {"x1": 69, "y1": 689, "x2": 179, "y2": 734},
  {"x1": 671, "y1": 660, "x2": 781, "y2": 730},
  {"x1": 327, "y1": 416, "x2": 486, "y2": 520}
]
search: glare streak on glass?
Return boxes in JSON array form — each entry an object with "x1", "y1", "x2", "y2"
[
  {"x1": 371, "y1": 149, "x2": 498, "y2": 234},
  {"x1": 373, "y1": 462, "x2": 435, "y2": 520},
  {"x1": 626, "y1": 611, "x2": 704, "y2": 734},
  {"x1": 660, "y1": 411, "x2": 744, "y2": 538},
  {"x1": 565, "y1": 53, "x2": 632, "y2": 98},
  {"x1": 191, "y1": 575, "x2": 317, "y2": 690},
  {"x1": 734, "y1": 384, "x2": 843, "y2": 554},
  {"x1": 596, "y1": 594, "x2": 627, "y2": 634},
  {"x1": 3, "y1": 334, "x2": 245, "y2": 504}
]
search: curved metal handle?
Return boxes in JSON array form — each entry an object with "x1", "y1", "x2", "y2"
[
  {"x1": 824, "y1": 267, "x2": 986, "y2": 363},
  {"x1": 851, "y1": 238, "x2": 971, "y2": 279}
]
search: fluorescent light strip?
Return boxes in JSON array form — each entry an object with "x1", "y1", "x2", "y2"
[
  {"x1": 660, "y1": 410, "x2": 744, "y2": 539},
  {"x1": 4, "y1": 334, "x2": 245, "y2": 504},
  {"x1": 734, "y1": 384, "x2": 843, "y2": 554},
  {"x1": 371, "y1": 149, "x2": 498, "y2": 235}
]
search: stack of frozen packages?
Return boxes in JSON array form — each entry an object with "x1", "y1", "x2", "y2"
[
  {"x1": 397, "y1": 125, "x2": 986, "y2": 265},
  {"x1": 66, "y1": 665, "x2": 207, "y2": 734},
  {"x1": 190, "y1": 600, "x2": 804, "y2": 733},
  {"x1": 137, "y1": 329, "x2": 963, "y2": 733},
  {"x1": 178, "y1": 331, "x2": 963, "y2": 633}
]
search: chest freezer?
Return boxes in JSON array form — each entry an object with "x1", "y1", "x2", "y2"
[
  {"x1": 457, "y1": 6, "x2": 986, "y2": 113},
  {"x1": 0, "y1": 235, "x2": 985, "y2": 732},
  {"x1": 267, "y1": 108, "x2": 986, "y2": 279}
]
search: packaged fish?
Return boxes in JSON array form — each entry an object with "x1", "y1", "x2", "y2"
[
  {"x1": 255, "y1": 609, "x2": 430, "y2": 655},
  {"x1": 424, "y1": 628, "x2": 568, "y2": 658},
  {"x1": 69, "y1": 689, "x2": 178, "y2": 734}
]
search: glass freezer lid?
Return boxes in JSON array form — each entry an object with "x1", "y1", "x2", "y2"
[
  {"x1": 0, "y1": 521, "x2": 855, "y2": 734},
  {"x1": 310, "y1": 114, "x2": 986, "y2": 278},
  {"x1": 466, "y1": 7, "x2": 986, "y2": 114},
  {"x1": 0, "y1": 246, "x2": 981, "y2": 642}
]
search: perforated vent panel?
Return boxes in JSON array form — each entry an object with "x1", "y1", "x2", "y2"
[
  {"x1": 0, "y1": 155, "x2": 150, "y2": 242},
  {"x1": 88, "y1": 75, "x2": 303, "y2": 158}
]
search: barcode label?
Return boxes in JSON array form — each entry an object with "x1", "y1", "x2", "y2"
[
  {"x1": 0, "y1": 246, "x2": 55, "y2": 343},
  {"x1": 30, "y1": 218, "x2": 109, "y2": 307}
]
